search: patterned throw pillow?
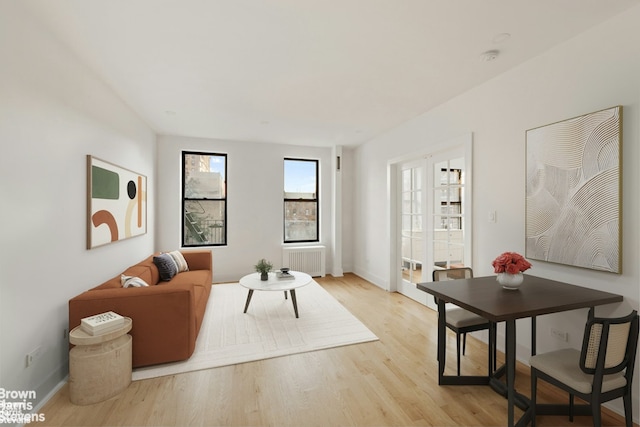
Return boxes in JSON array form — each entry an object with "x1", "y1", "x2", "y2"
[
  {"x1": 153, "y1": 253, "x2": 178, "y2": 281},
  {"x1": 168, "y1": 250, "x2": 189, "y2": 272},
  {"x1": 121, "y1": 274, "x2": 150, "y2": 288}
]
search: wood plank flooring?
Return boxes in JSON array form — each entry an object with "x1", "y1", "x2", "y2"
[{"x1": 39, "y1": 273, "x2": 634, "y2": 426}]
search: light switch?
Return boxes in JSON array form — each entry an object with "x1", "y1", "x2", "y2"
[{"x1": 488, "y1": 211, "x2": 497, "y2": 223}]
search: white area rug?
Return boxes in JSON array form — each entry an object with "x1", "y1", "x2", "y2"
[{"x1": 132, "y1": 280, "x2": 378, "y2": 380}]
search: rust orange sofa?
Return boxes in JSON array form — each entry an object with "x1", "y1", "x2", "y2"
[{"x1": 68, "y1": 250, "x2": 212, "y2": 367}]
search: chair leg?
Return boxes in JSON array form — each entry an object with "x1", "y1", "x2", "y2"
[
  {"x1": 591, "y1": 400, "x2": 601, "y2": 427},
  {"x1": 456, "y1": 332, "x2": 461, "y2": 376},
  {"x1": 569, "y1": 394, "x2": 574, "y2": 421},
  {"x1": 462, "y1": 332, "x2": 467, "y2": 355},
  {"x1": 530, "y1": 369, "x2": 537, "y2": 427},
  {"x1": 623, "y1": 392, "x2": 633, "y2": 427}
]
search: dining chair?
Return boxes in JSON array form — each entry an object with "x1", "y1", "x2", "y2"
[
  {"x1": 529, "y1": 310, "x2": 639, "y2": 427},
  {"x1": 432, "y1": 267, "x2": 496, "y2": 375}
]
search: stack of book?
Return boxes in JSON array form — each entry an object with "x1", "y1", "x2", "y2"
[
  {"x1": 80, "y1": 311, "x2": 125, "y2": 335},
  {"x1": 276, "y1": 269, "x2": 294, "y2": 280}
]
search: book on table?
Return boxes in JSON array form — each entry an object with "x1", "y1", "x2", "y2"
[
  {"x1": 276, "y1": 271, "x2": 295, "y2": 280},
  {"x1": 80, "y1": 311, "x2": 125, "y2": 335}
]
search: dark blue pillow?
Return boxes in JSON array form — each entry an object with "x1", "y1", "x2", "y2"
[{"x1": 153, "y1": 253, "x2": 178, "y2": 281}]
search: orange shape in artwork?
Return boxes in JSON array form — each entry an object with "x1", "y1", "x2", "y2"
[{"x1": 92, "y1": 210, "x2": 119, "y2": 242}]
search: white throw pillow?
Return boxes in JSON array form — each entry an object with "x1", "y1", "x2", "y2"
[{"x1": 121, "y1": 274, "x2": 150, "y2": 288}]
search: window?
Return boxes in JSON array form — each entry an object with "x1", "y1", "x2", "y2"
[
  {"x1": 437, "y1": 168, "x2": 462, "y2": 229},
  {"x1": 432, "y1": 158, "x2": 466, "y2": 270},
  {"x1": 182, "y1": 152, "x2": 226, "y2": 246},
  {"x1": 284, "y1": 158, "x2": 318, "y2": 243}
]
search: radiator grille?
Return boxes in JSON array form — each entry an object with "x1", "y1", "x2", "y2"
[{"x1": 282, "y1": 246, "x2": 326, "y2": 277}]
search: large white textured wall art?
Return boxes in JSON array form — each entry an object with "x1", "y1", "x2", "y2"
[{"x1": 525, "y1": 106, "x2": 622, "y2": 273}]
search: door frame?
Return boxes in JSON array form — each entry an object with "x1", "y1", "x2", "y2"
[
  {"x1": 388, "y1": 133, "x2": 473, "y2": 305},
  {"x1": 396, "y1": 159, "x2": 428, "y2": 302}
]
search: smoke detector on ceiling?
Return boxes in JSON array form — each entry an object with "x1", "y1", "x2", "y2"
[
  {"x1": 492, "y1": 33, "x2": 511, "y2": 44},
  {"x1": 480, "y1": 50, "x2": 500, "y2": 62}
]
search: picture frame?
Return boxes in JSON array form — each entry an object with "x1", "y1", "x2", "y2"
[
  {"x1": 87, "y1": 155, "x2": 147, "y2": 249},
  {"x1": 525, "y1": 106, "x2": 622, "y2": 273}
]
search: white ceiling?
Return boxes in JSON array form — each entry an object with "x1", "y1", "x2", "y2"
[{"x1": 22, "y1": 0, "x2": 640, "y2": 147}]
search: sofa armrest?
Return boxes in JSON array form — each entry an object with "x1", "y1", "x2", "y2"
[
  {"x1": 181, "y1": 249, "x2": 212, "y2": 272},
  {"x1": 68, "y1": 283, "x2": 197, "y2": 367}
]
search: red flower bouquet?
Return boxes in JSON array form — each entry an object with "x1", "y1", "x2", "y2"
[{"x1": 492, "y1": 252, "x2": 532, "y2": 275}]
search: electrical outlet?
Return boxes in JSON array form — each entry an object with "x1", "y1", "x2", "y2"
[
  {"x1": 550, "y1": 327, "x2": 568, "y2": 342},
  {"x1": 26, "y1": 346, "x2": 42, "y2": 368}
]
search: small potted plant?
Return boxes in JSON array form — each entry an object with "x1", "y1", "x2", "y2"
[{"x1": 254, "y1": 258, "x2": 273, "y2": 281}]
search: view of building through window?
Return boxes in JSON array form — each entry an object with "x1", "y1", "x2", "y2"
[
  {"x1": 182, "y1": 152, "x2": 226, "y2": 246},
  {"x1": 284, "y1": 158, "x2": 318, "y2": 242}
]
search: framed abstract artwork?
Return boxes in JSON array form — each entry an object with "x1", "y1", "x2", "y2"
[
  {"x1": 525, "y1": 106, "x2": 622, "y2": 273},
  {"x1": 87, "y1": 156, "x2": 147, "y2": 249}
]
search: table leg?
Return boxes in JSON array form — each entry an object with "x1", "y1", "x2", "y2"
[
  {"x1": 437, "y1": 299, "x2": 446, "y2": 384},
  {"x1": 243, "y1": 289, "x2": 254, "y2": 313},
  {"x1": 506, "y1": 319, "x2": 516, "y2": 427},
  {"x1": 290, "y1": 289, "x2": 299, "y2": 318},
  {"x1": 488, "y1": 321, "x2": 496, "y2": 375},
  {"x1": 531, "y1": 316, "x2": 537, "y2": 356}
]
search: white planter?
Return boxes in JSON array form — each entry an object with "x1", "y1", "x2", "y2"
[{"x1": 497, "y1": 272, "x2": 524, "y2": 290}]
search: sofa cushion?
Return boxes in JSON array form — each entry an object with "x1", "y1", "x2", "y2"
[
  {"x1": 122, "y1": 265, "x2": 154, "y2": 286},
  {"x1": 153, "y1": 253, "x2": 178, "y2": 281},
  {"x1": 169, "y1": 270, "x2": 211, "y2": 287},
  {"x1": 135, "y1": 255, "x2": 160, "y2": 284},
  {"x1": 93, "y1": 277, "x2": 121, "y2": 290}
]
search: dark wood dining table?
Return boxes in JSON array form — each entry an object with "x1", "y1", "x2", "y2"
[{"x1": 417, "y1": 274, "x2": 623, "y2": 427}]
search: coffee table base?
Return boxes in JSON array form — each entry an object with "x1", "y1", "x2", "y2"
[{"x1": 243, "y1": 289, "x2": 300, "y2": 318}]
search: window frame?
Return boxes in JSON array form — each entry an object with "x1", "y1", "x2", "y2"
[
  {"x1": 182, "y1": 151, "x2": 227, "y2": 247},
  {"x1": 283, "y1": 158, "x2": 319, "y2": 244}
]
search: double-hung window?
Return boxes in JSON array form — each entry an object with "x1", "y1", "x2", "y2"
[
  {"x1": 284, "y1": 158, "x2": 318, "y2": 243},
  {"x1": 182, "y1": 151, "x2": 227, "y2": 246}
]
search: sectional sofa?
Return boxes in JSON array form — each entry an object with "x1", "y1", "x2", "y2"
[{"x1": 68, "y1": 250, "x2": 213, "y2": 367}]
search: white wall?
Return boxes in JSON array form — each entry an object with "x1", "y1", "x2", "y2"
[
  {"x1": 0, "y1": 1, "x2": 156, "y2": 411},
  {"x1": 353, "y1": 6, "x2": 640, "y2": 421},
  {"x1": 156, "y1": 135, "x2": 334, "y2": 283}
]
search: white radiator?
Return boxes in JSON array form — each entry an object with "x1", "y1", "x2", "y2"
[{"x1": 282, "y1": 246, "x2": 326, "y2": 277}]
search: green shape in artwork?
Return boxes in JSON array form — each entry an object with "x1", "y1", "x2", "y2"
[{"x1": 92, "y1": 166, "x2": 119, "y2": 199}]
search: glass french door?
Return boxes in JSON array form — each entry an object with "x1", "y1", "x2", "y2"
[
  {"x1": 431, "y1": 155, "x2": 467, "y2": 271},
  {"x1": 400, "y1": 162, "x2": 425, "y2": 285},
  {"x1": 395, "y1": 139, "x2": 472, "y2": 307}
]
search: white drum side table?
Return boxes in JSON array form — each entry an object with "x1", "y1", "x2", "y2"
[{"x1": 68, "y1": 317, "x2": 132, "y2": 405}]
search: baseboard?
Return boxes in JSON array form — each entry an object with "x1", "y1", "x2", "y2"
[
  {"x1": 33, "y1": 375, "x2": 67, "y2": 413},
  {"x1": 352, "y1": 266, "x2": 388, "y2": 291}
]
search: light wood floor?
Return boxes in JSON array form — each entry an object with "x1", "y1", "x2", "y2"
[{"x1": 40, "y1": 273, "x2": 634, "y2": 426}]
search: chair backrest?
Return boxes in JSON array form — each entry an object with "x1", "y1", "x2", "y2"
[
  {"x1": 579, "y1": 310, "x2": 639, "y2": 379},
  {"x1": 432, "y1": 268, "x2": 473, "y2": 305},
  {"x1": 432, "y1": 267, "x2": 473, "y2": 282}
]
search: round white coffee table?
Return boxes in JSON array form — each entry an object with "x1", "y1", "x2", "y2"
[{"x1": 239, "y1": 271, "x2": 312, "y2": 318}]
